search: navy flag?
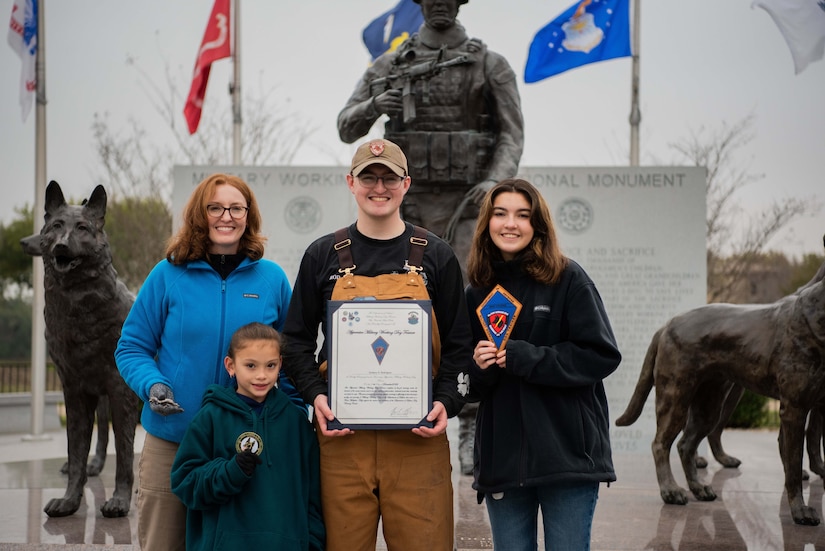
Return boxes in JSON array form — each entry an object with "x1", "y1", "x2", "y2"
[
  {"x1": 362, "y1": 0, "x2": 424, "y2": 61},
  {"x1": 525, "y1": 0, "x2": 631, "y2": 83}
]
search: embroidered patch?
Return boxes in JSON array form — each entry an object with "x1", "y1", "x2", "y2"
[
  {"x1": 486, "y1": 311, "x2": 510, "y2": 338},
  {"x1": 242, "y1": 293, "x2": 259, "y2": 299},
  {"x1": 235, "y1": 431, "x2": 263, "y2": 455},
  {"x1": 369, "y1": 140, "x2": 385, "y2": 156}
]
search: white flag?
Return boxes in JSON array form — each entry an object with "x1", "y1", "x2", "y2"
[
  {"x1": 7, "y1": 0, "x2": 37, "y2": 121},
  {"x1": 753, "y1": 0, "x2": 825, "y2": 74}
]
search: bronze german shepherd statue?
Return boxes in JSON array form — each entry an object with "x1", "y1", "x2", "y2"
[
  {"x1": 616, "y1": 255, "x2": 825, "y2": 525},
  {"x1": 22, "y1": 181, "x2": 140, "y2": 518}
]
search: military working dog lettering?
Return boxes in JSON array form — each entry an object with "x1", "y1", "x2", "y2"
[
  {"x1": 22, "y1": 181, "x2": 140, "y2": 518},
  {"x1": 616, "y1": 253, "x2": 825, "y2": 526}
]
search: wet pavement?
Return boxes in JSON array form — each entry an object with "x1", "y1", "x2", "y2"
[{"x1": 1, "y1": 422, "x2": 825, "y2": 549}]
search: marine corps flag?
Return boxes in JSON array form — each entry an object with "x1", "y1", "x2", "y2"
[
  {"x1": 184, "y1": 0, "x2": 231, "y2": 134},
  {"x1": 524, "y1": 0, "x2": 631, "y2": 83},
  {"x1": 362, "y1": 0, "x2": 424, "y2": 60}
]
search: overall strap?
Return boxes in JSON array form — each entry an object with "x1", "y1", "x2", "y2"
[
  {"x1": 407, "y1": 225, "x2": 428, "y2": 273},
  {"x1": 328, "y1": 225, "x2": 440, "y2": 378},
  {"x1": 333, "y1": 227, "x2": 355, "y2": 276},
  {"x1": 332, "y1": 225, "x2": 429, "y2": 274}
]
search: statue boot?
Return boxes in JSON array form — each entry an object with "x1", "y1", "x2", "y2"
[{"x1": 458, "y1": 402, "x2": 478, "y2": 475}]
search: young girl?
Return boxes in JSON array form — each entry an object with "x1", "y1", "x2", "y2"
[
  {"x1": 171, "y1": 322, "x2": 324, "y2": 551},
  {"x1": 465, "y1": 179, "x2": 621, "y2": 550}
]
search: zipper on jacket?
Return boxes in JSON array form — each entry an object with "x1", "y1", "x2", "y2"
[{"x1": 216, "y1": 277, "x2": 228, "y2": 384}]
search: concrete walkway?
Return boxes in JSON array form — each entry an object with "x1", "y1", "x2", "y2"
[{"x1": 1, "y1": 422, "x2": 825, "y2": 549}]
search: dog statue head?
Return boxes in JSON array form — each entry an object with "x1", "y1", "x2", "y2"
[
  {"x1": 43, "y1": 180, "x2": 107, "y2": 227},
  {"x1": 20, "y1": 181, "x2": 107, "y2": 258},
  {"x1": 24, "y1": 181, "x2": 112, "y2": 280}
]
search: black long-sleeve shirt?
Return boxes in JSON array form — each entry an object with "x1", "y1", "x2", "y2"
[{"x1": 282, "y1": 222, "x2": 473, "y2": 418}]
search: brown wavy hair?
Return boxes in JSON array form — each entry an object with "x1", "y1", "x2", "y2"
[
  {"x1": 467, "y1": 178, "x2": 568, "y2": 288},
  {"x1": 165, "y1": 173, "x2": 266, "y2": 264},
  {"x1": 227, "y1": 322, "x2": 283, "y2": 359}
]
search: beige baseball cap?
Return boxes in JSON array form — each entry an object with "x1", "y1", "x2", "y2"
[{"x1": 350, "y1": 139, "x2": 408, "y2": 177}]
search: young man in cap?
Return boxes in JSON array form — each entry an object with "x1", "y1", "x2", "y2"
[
  {"x1": 282, "y1": 138, "x2": 473, "y2": 550},
  {"x1": 338, "y1": 0, "x2": 524, "y2": 475}
]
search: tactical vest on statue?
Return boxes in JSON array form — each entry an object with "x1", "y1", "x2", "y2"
[{"x1": 383, "y1": 36, "x2": 495, "y2": 189}]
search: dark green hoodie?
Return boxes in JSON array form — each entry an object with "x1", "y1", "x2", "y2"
[{"x1": 171, "y1": 384, "x2": 324, "y2": 550}]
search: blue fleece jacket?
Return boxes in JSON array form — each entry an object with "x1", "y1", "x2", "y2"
[{"x1": 115, "y1": 257, "x2": 295, "y2": 443}]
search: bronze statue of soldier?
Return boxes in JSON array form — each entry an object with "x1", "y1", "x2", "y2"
[{"x1": 337, "y1": 0, "x2": 524, "y2": 475}]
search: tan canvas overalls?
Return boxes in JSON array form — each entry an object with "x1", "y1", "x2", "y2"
[{"x1": 317, "y1": 226, "x2": 454, "y2": 551}]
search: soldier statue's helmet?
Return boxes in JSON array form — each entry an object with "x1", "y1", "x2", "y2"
[{"x1": 412, "y1": 0, "x2": 469, "y2": 4}]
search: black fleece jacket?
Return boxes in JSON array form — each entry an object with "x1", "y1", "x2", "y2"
[{"x1": 465, "y1": 257, "x2": 621, "y2": 497}]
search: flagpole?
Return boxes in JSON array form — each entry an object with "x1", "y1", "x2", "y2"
[
  {"x1": 629, "y1": 0, "x2": 640, "y2": 166},
  {"x1": 27, "y1": 0, "x2": 49, "y2": 441},
  {"x1": 231, "y1": 0, "x2": 241, "y2": 164}
]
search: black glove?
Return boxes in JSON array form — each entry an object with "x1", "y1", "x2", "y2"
[
  {"x1": 235, "y1": 450, "x2": 262, "y2": 477},
  {"x1": 148, "y1": 383, "x2": 184, "y2": 416}
]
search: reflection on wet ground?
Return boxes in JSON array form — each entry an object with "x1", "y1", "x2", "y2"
[{"x1": 2, "y1": 425, "x2": 825, "y2": 549}]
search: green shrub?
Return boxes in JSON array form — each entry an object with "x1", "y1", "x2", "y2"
[{"x1": 727, "y1": 389, "x2": 768, "y2": 428}]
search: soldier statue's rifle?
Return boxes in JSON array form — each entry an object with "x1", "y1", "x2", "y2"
[{"x1": 370, "y1": 48, "x2": 473, "y2": 124}]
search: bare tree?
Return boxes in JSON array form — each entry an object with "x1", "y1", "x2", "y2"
[
  {"x1": 89, "y1": 50, "x2": 317, "y2": 290},
  {"x1": 125, "y1": 53, "x2": 315, "y2": 167},
  {"x1": 93, "y1": 49, "x2": 317, "y2": 200},
  {"x1": 92, "y1": 113, "x2": 172, "y2": 203},
  {"x1": 667, "y1": 114, "x2": 818, "y2": 303}
]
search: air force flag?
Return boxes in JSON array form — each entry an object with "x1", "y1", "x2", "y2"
[
  {"x1": 525, "y1": 0, "x2": 631, "y2": 83},
  {"x1": 362, "y1": 0, "x2": 424, "y2": 61}
]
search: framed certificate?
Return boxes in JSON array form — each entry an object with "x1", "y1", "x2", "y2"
[{"x1": 326, "y1": 300, "x2": 433, "y2": 430}]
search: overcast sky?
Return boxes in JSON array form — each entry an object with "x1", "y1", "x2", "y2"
[{"x1": 1, "y1": 0, "x2": 823, "y2": 257}]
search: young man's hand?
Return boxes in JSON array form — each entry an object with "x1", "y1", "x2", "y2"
[
  {"x1": 412, "y1": 401, "x2": 448, "y2": 438},
  {"x1": 313, "y1": 394, "x2": 353, "y2": 437}
]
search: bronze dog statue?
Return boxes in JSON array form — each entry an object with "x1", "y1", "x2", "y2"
[
  {"x1": 616, "y1": 254, "x2": 825, "y2": 525},
  {"x1": 22, "y1": 181, "x2": 140, "y2": 518},
  {"x1": 694, "y1": 249, "x2": 825, "y2": 472},
  {"x1": 20, "y1": 238, "x2": 110, "y2": 479}
]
